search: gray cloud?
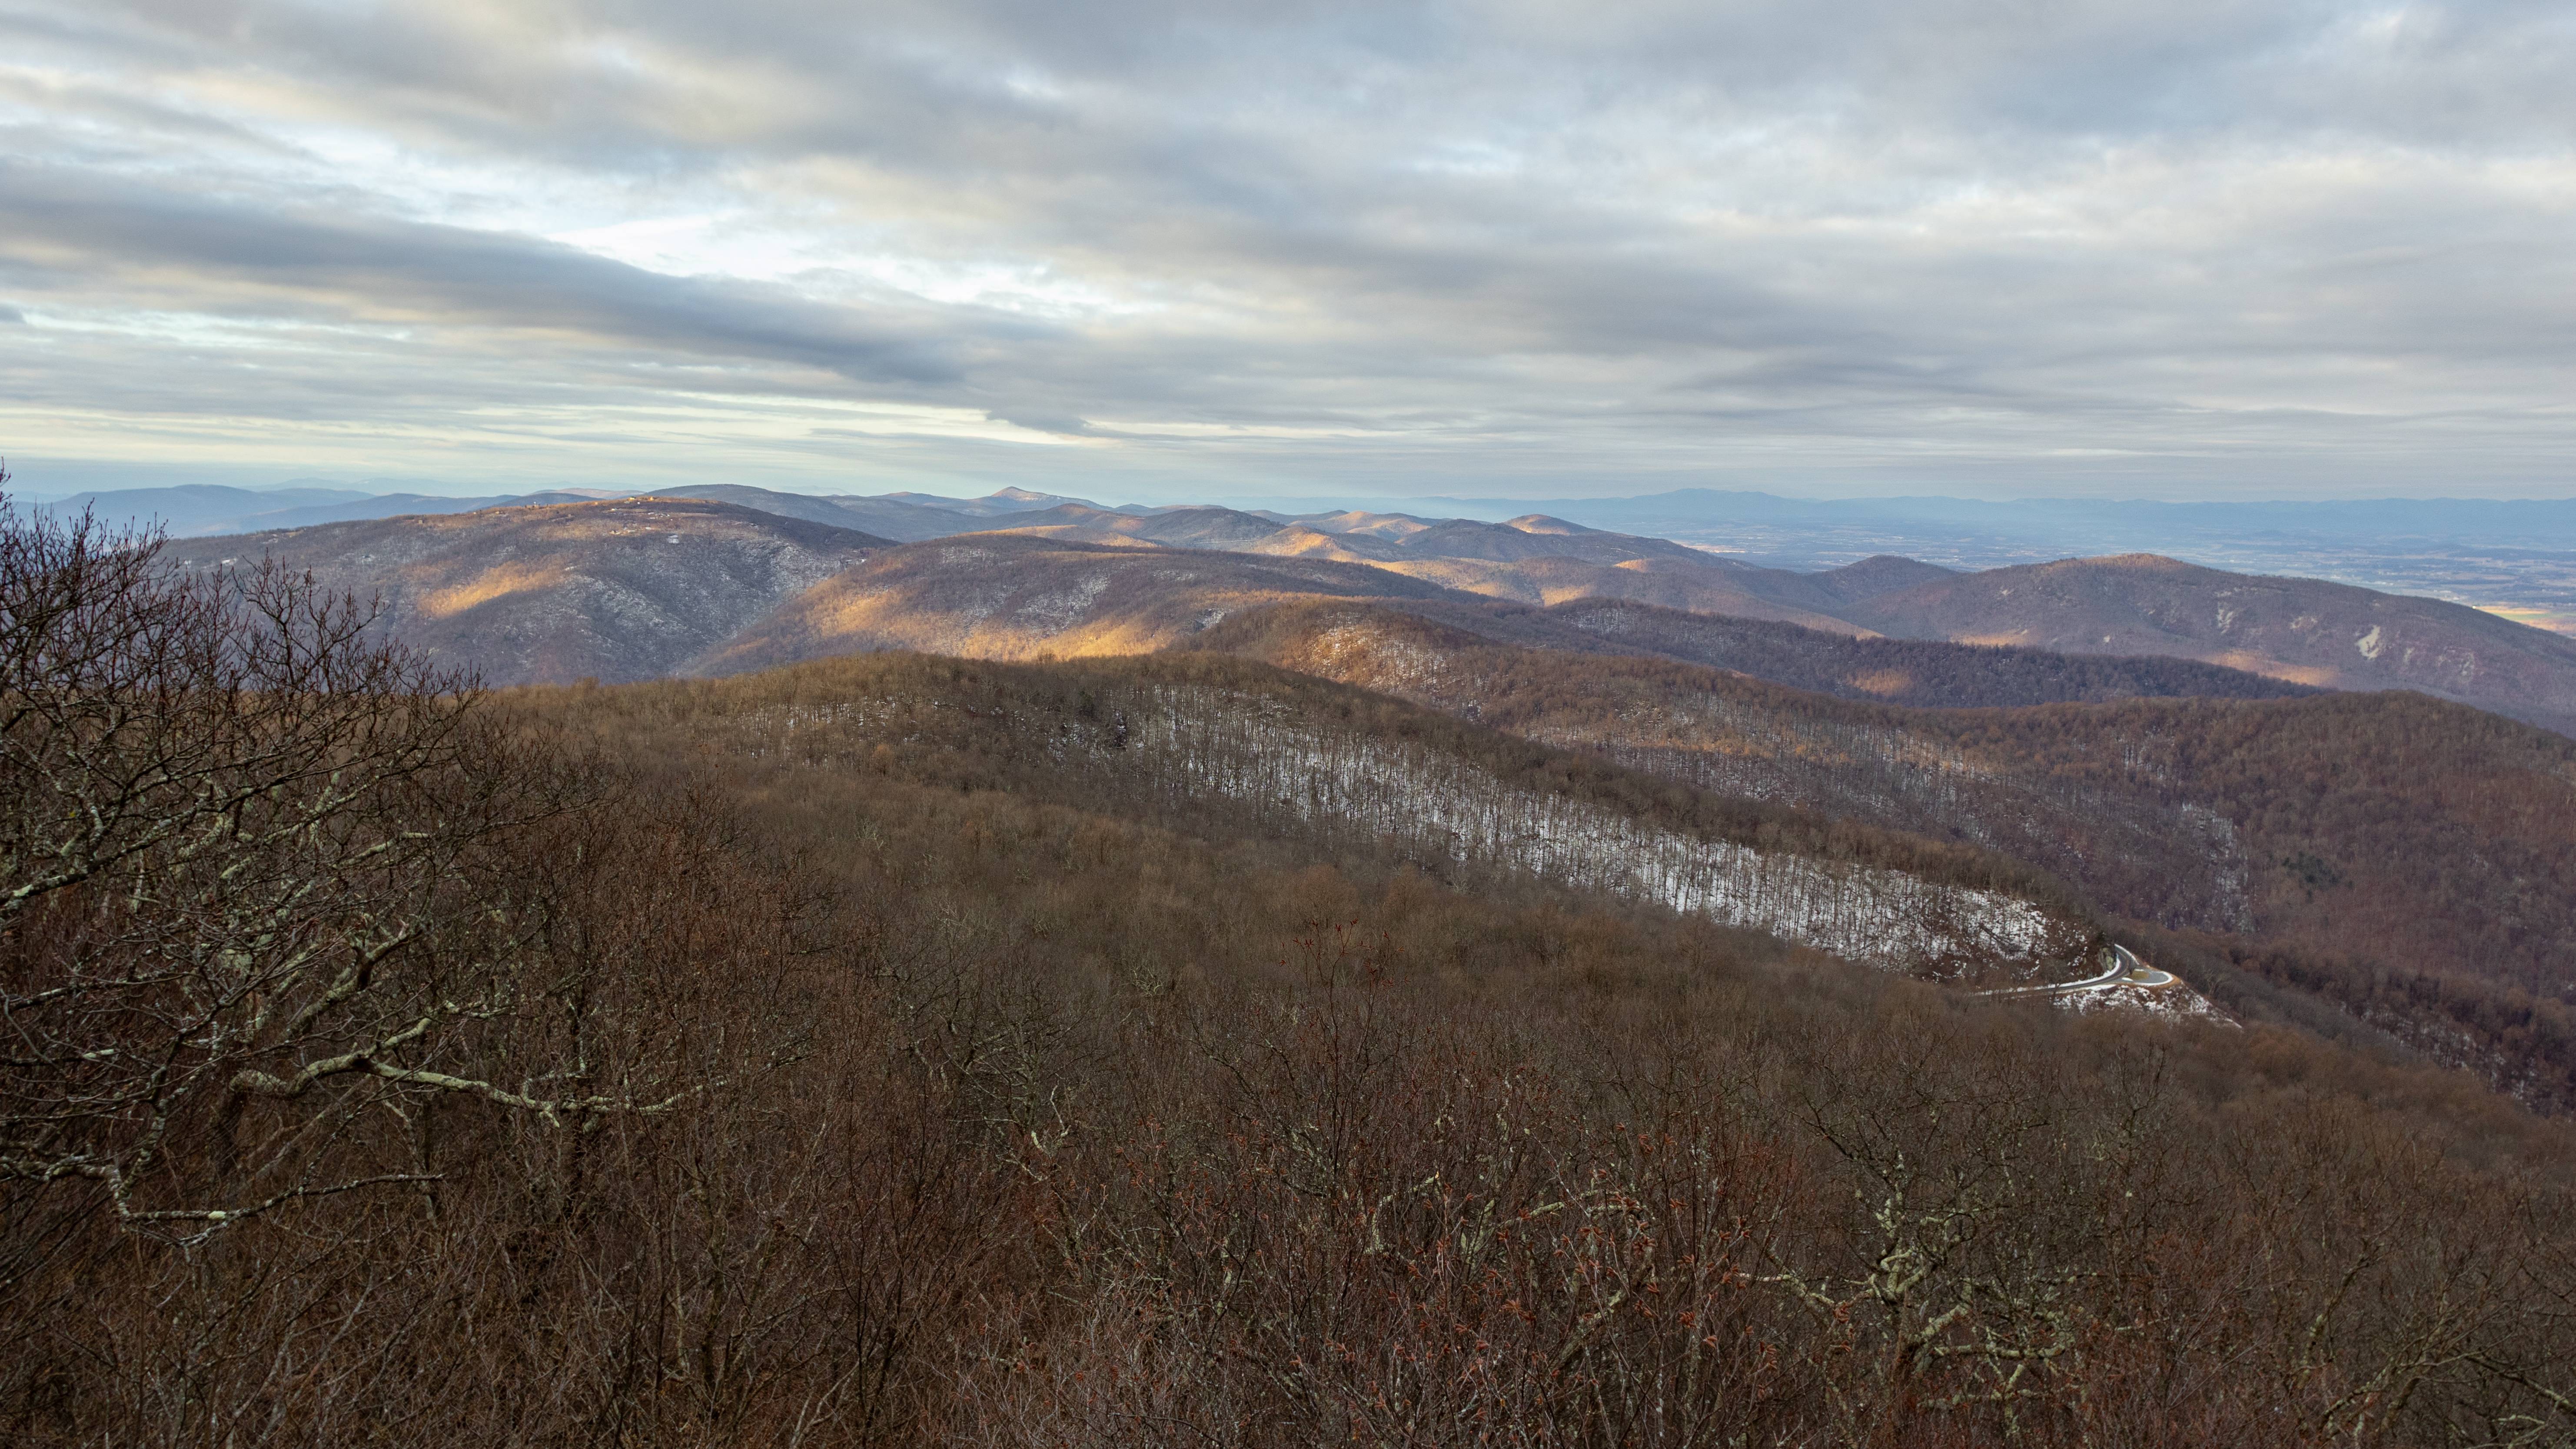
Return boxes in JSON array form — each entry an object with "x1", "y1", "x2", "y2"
[
  {"x1": 0, "y1": 162, "x2": 1012, "y2": 387},
  {"x1": 0, "y1": 0, "x2": 2571, "y2": 502}
]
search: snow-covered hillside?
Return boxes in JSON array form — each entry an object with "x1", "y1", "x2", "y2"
[
  {"x1": 1118, "y1": 685, "x2": 2087, "y2": 972},
  {"x1": 752, "y1": 676, "x2": 2097, "y2": 977},
  {"x1": 1268, "y1": 616, "x2": 2256, "y2": 935}
]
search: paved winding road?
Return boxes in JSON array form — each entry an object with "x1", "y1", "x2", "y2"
[{"x1": 1981, "y1": 944, "x2": 2173, "y2": 998}]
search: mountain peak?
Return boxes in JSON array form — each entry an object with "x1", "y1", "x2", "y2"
[{"x1": 1502, "y1": 514, "x2": 1595, "y2": 535}]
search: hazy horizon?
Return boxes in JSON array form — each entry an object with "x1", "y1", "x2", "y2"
[{"x1": 21, "y1": 469, "x2": 2576, "y2": 515}]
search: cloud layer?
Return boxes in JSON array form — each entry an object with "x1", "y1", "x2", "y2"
[{"x1": 3, "y1": 0, "x2": 2572, "y2": 501}]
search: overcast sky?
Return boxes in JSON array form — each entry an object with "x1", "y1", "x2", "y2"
[{"x1": 3, "y1": 0, "x2": 2571, "y2": 504}]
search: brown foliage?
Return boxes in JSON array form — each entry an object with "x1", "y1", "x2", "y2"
[
  {"x1": 4, "y1": 486, "x2": 2574, "y2": 1446},
  {"x1": 1198, "y1": 601, "x2": 2576, "y2": 1104}
]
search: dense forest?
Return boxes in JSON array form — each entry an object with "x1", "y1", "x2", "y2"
[
  {"x1": 6, "y1": 498, "x2": 2576, "y2": 1446},
  {"x1": 1204, "y1": 600, "x2": 2576, "y2": 1114},
  {"x1": 608, "y1": 650, "x2": 2105, "y2": 979},
  {"x1": 1315, "y1": 596, "x2": 2326, "y2": 709},
  {"x1": 1203, "y1": 604, "x2": 2260, "y2": 933}
]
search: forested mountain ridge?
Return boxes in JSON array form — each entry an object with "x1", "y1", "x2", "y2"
[
  {"x1": 636, "y1": 483, "x2": 987, "y2": 542},
  {"x1": 580, "y1": 650, "x2": 2118, "y2": 986},
  {"x1": 1199, "y1": 599, "x2": 2576, "y2": 1112},
  {"x1": 1937, "y1": 691, "x2": 2576, "y2": 1112},
  {"x1": 158, "y1": 497, "x2": 890, "y2": 686},
  {"x1": 951, "y1": 503, "x2": 1875, "y2": 630},
  {"x1": 1848, "y1": 552, "x2": 2576, "y2": 734},
  {"x1": 1343, "y1": 550, "x2": 1870, "y2": 629},
  {"x1": 690, "y1": 533, "x2": 1461, "y2": 672},
  {"x1": 957, "y1": 501, "x2": 1293, "y2": 552},
  {"x1": 1198, "y1": 603, "x2": 2265, "y2": 937},
  {"x1": 1333, "y1": 595, "x2": 2323, "y2": 708},
  {"x1": 10, "y1": 485, "x2": 2576, "y2": 1446}
]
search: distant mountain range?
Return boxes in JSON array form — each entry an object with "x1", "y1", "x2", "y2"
[
  {"x1": 29, "y1": 483, "x2": 637, "y2": 538},
  {"x1": 54, "y1": 479, "x2": 2576, "y2": 555},
  {"x1": 1430, "y1": 488, "x2": 2576, "y2": 632},
  {"x1": 1840, "y1": 553, "x2": 2576, "y2": 730},
  {"x1": 104, "y1": 479, "x2": 2576, "y2": 735},
  {"x1": 1475, "y1": 487, "x2": 2576, "y2": 546},
  {"x1": 44, "y1": 478, "x2": 2576, "y2": 628},
  {"x1": 29, "y1": 480, "x2": 1101, "y2": 542}
]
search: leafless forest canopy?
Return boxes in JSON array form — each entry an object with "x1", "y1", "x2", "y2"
[
  {"x1": 6, "y1": 492, "x2": 2576, "y2": 1447},
  {"x1": 1206, "y1": 601, "x2": 2576, "y2": 1116}
]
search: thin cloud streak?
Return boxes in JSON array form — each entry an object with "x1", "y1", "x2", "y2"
[{"x1": 0, "y1": 0, "x2": 2570, "y2": 501}]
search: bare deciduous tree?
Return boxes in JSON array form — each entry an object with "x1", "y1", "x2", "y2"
[{"x1": 0, "y1": 479, "x2": 655, "y2": 1243}]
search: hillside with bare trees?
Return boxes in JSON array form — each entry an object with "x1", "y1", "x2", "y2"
[
  {"x1": 694, "y1": 533, "x2": 1459, "y2": 670},
  {"x1": 7, "y1": 487, "x2": 2576, "y2": 1447},
  {"x1": 1847, "y1": 553, "x2": 2576, "y2": 734},
  {"x1": 158, "y1": 497, "x2": 891, "y2": 686},
  {"x1": 1268, "y1": 595, "x2": 2323, "y2": 708},
  {"x1": 1199, "y1": 599, "x2": 2576, "y2": 1114}
]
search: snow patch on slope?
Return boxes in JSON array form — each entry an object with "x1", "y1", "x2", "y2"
[
  {"x1": 1114, "y1": 686, "x2": 2085, "y2": 974},
  {"x1": 748, "y1": 681, "x2": 2094, "y2": 977}
]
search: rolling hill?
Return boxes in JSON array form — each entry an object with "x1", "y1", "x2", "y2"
[
  {"x1": 1198, "y1": 602, "x2": 2262, "y2": 939},
  {"x1": 962, "y1": 505, "x2": 1877, "y2": 630},
  {"x1": 159, "y1": 496, "x2": 890, "y2": 686},
  {"x1": 1504, "y1": 596, "x2": 2322, "y2": 707},
  {"x1": 585, "y1": 649, "x2": 2113, "y2": 984},
  {"x1": 1847, "y1": 553, "x2": 2576, "y2": 734},
  {"x1": 1194, "y1": 599, "x2": 2576, "y2": 1110},
  {"x1": 689, "y1": 533, "x2": 1460, "y2": 672},
  {"x1": 641, "y1": 483, "x2": 992, "y2": 542}
]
